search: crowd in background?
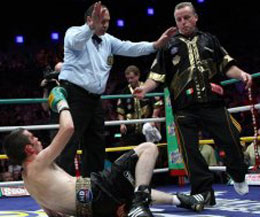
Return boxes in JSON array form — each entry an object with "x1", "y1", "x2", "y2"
[{"x1": 0, "y1": 39, "x2": 260, "y2": 182}]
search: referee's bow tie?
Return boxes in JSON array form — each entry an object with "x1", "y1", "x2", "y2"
[{"x1": 92, "y1": 35, "x2": 102, "y2": 44}]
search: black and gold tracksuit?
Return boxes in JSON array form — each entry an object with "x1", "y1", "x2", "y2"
[
  {"x1": 149, "y1": 30, "x2": 247, "y2": 195},
  {"x1": 117, "y1": 82, "x2": 162, "y2": 147}
]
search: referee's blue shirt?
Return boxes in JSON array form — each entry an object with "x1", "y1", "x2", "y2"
[{"x1": 59, "y1": 24, "x2": 156, "y2": 94}]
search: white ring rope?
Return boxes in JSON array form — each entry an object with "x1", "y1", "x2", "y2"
[
  {"x1": 153, "y1": 166, "x2": 228, "y2": 174},
  {"x1": 0, "y1": 104, "x2": 259, "y2": 132},
  {"x1": 0, "y1": 118, "x2": 165, "y2": 132},
  {"x1": 0, "y1": 181, "x2": 24, "y2": 187},
  {"x1": 105, "y1": 117, "x2": 165, "y2": 126},
  {"x1": 228, "y1": 103, "x2": 260, "y2": 113}
]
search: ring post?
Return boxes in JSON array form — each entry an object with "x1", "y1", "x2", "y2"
[{"x1": 164, "y1": 88, "x2": 185, "y2": 182}]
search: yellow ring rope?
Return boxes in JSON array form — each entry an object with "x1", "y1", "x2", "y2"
[{"x1": 1, "y1": 137, "x2": 259, "y2": 159}]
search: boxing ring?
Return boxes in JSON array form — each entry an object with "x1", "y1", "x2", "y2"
[{"x1": 1, "y1": 73, "x2": 260, "y2": 216}]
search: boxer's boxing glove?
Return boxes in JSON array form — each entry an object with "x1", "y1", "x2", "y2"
[{"x1": 48, "y1": 87, "x2": 69, "y2": 113}]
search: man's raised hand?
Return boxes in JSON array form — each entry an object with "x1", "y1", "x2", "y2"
[{"x1": 88, "y1": 1, "x2": 107, "y2": 30}]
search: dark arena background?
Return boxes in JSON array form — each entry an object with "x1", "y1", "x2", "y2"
[
  {"x1": 0, "y1": 0, "x2": 259, "y2": 94},
  {"x1": 0, "y1": 0, "x2": 260, "y2": 216}
]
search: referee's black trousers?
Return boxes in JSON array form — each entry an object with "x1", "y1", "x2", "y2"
[
  {"x1": 57, "y1": 81, "x2": 106, "y2": 177},
  {"x1": 174, "y1": 104, "x2": 247, "y2": 195}
]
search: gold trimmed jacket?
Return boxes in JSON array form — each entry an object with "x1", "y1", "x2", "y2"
[
  {"x1": 149, "y1": 30, "x2": 236, "y2": 111},
  {"x1": 117, "y1": 82, "x2": 162, "y2": 132}
]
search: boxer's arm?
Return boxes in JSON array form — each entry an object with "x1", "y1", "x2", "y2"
[{"x1": 37, "y1": 87, "x2": 74, "y2": 165}]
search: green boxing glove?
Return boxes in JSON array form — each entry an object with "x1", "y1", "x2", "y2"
[{"x1": 48, "y1": 87, "x2": 69, "y2": 113}]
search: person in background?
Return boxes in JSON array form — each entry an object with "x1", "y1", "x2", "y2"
[
  {"x1": 117, "y1": 65, "x2": 162, "y2": 148},
  {"x1": 198, "y1": 131, "x2": 217, "y2": 166},
  {"x1": 41, "y1": 62, "x2": 62, "y2": 113},
  {"x1": 244, "y1": 128, "x2": 260, "y2": 167},
  {"x1": 40, "y1": 62, "x2": 62, "y2": 141},
  {"x1": 1, "y1": 171, "x2": 14, "y2": 182}
]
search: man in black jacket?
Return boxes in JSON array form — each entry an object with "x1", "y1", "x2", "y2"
[{"x1": 134, "y1": 1, "x2": 252, "y2": 206}]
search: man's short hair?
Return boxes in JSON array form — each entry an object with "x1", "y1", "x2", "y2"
[
  {"x1": 84, "y1": 3, "x2": 108, "y2": 22},
  {"x1": 174, "y1": 2, "x2": 197, "y2": 15},
  {"x1": 125, "y1": 65, "x2": 140, "y2": 76},
  {"x1": 3, "y1": 128, "x2": 30, "y2": 165}
]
